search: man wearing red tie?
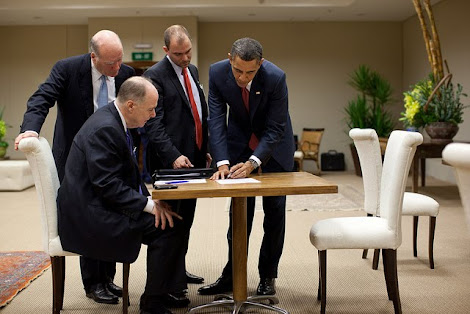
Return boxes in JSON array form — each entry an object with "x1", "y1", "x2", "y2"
[
  {"x1": 198, "y1": 37, "x2": 295, "y2": 297},
  {"x1": 143, "y1": 25, "x2": 211, "y2": 308}
]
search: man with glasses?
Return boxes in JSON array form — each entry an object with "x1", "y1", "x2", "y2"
[{"x1": 15, "y1": 29, "x2": 135, "y2": 305}]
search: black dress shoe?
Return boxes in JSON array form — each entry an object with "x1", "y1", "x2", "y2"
[
  {"x1": 162, "y1": 290, "x2": 190, "y2": 308},
  {"x1": 86, "y1": 283, "x2": 119, "y2": 304},
  {"x1": 107, "y1": 281, "x2": 123, "y2": 297},
  {"x1": 256, "y1": 278, "x2": 276, "y2": 295},
  {"x1": 197, "y1": 274, "x2": 232, "y2": 295},
  {"x1": 186, "y1": 271, "x2": 204, "y2": 284}
]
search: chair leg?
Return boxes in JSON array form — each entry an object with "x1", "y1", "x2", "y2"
[
  {"x1": 429, "y1": 217, "x2": 436, "y2": 269},
  {"x1": 413, "y1": 216, "x2": 419, "y2": 257},
  {"x1": 123, "y1": 263, "x2": 130, "y2": 314},
  {"x1": 316, "y1": 159, "x2": 321, "y2": 176},
  {"x1": 318, "y1": 250, "x2": 327, "y2": 314},
  {"x1": 382, "y1": 249, "x2": 392, "y2": 300},
  {"x1": 51, "y1": 256, "x2": 65, "y2": 314},
  {"x1": 299, "y1": 159, "x2": 303, "y2": 172},
  {"x1": 383, "y1": 249, "x2": 402, "y2": 314},
  {"x1": 362, "y1": 214, "x2": 374, "y2": 259},
  {"x1": 372, "y1": 249, "x2": 380, "y2": 270}
]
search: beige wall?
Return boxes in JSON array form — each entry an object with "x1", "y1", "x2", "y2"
[
  {"x1": 199, "y1": 21, "x2": 403, "y2": 171},
  {"x1": 403, "y1": 0, "x2": 470, "y2": 183},
  {"x1": 0, "y1": 25, "x2": 88, "y2": 160},
  {"x1": 88, "y1": 17, "x2": 198, "y2": 66}
]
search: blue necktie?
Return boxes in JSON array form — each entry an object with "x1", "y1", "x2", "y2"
[
  {"x1": 126, "y1": 130, "x2": 142, "y2": 194},
  {"x1": 97, "y1": 75, "x2": 108, "y2": 108}
]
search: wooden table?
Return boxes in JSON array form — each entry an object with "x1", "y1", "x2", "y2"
[
  {"x1": 152, "y1": 172, "x2": 337, "y2": 313},
  {"x1": 411, "y1": 142, "x2": 448, "y2": 192},
  {"x1": 411, "y1": 141, "x2": 470, "y2": 192}
]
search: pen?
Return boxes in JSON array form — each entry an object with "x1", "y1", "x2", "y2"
[
  {"x1": 165, "y1": 180, "x2": 189, "y2": 184},
  {"x1": 226, "y1": 172, "x2": 233, "y2": 179}
]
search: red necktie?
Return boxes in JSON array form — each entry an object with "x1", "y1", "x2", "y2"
[
  {"x1": 241, "y1": 87, "x2": 259, "y2": 151},
  {"x1": 182, "y1": 68, "x2": 203, "y2": 150}
]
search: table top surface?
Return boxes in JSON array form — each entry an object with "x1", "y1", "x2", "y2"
[{"x1": 152, "y1": 171, "x2": 338, "y2": 200}]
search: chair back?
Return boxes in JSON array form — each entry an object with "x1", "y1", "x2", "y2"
[
  {"x1": 349, "y1": 128, "x2": 382, "y2": 216},
  {"x1": 443, "y1": 143, "x2": 470, "y2": 228},
  {"x1": 300, "y1": 128, "x2": 324, "y2": 159},
  {"x1": 380, "y1": 130, "x2": 422, "y2": 246},
  {"x1": 18, "y1": 137, "x2": 72, "y2": 256}
]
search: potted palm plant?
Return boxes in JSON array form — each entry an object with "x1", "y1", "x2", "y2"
[{"x1": 345, "y1": 65, "x2": 395, "y2": 175}]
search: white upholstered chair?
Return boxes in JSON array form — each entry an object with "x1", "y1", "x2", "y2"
[
  {"x1": 19, "y1": 137, "x2": 130, "y2": 314},
  {"x1": 350, "y1": 128, "x2": 439, "y2": 269},
  {"x1": 443, "y1": 143, "x2": 470, "y2": 229},
  {"x1": 310, "y1": 130, "x2": 423, "y2": 314}
]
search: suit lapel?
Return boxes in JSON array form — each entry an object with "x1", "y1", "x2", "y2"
[
  {"x1": 78, "y1": 54, "x2": 94, "y2": 118},
  {"x1": 249, "y1": 70, "x2": 264, "y2": 120},
  {"x1": 162, "y1": 58, "x2": 192, "y2": 111},
  {"x1": 226, "y1": 69, "x2": 250, "y2": 120}
]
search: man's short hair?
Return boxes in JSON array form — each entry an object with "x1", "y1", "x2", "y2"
[
  {"x1": 164, "y1": 25, "x2": 191, "y2": 49},
  {"x1": 230, "y1": 37, "x2": 263, "y2": 62}
]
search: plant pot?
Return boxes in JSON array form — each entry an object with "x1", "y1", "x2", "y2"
[
  {"x1": 350, "y1": 143, "x2": 362, "y2": 177},
  {"x1": 424, "y1": 122, "x2": 459, "y2": 144},
  {"x1": 0, "y1": 146, "x2": 6, "y2": 159}
]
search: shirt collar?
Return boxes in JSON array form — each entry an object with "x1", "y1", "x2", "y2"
[
  {"x1": 113, "y1": 102, "x2": 128, "y2": 132},
  {"x1": 166, "y1": 55, "x2": 186, "y2": 75}
]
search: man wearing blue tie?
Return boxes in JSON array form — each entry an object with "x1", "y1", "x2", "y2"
[
  {"x1": 198, "y1": 37, "x2": 295, "y2": 297},
  {"x1": 15, "y1": 30, "x2": 135, "y2": 304}
]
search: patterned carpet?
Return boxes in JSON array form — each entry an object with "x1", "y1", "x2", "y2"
[{"x1": 0, "y1": 251, "x2": 51, "y2": 307}]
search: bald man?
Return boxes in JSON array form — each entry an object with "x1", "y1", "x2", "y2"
[
  {"x1": 16, "y1": 30, "x2": 135, "y2": 304},
  {"x1": 58, "y1": 77, "x2": 185, "y2": 314}
]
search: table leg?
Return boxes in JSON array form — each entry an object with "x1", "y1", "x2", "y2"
[
  {"x1": 232, "y1": 197, "x2": 248, "y2": 303},
  {"x1": 421, "y1": 158, "x2": 426, "y2": 187},
  {"x1": 412, "y1": 154, "x2": 419, "y2": 193},
  {"x1": 188, "y1": 196, "x2": 288, "y2": 313}
]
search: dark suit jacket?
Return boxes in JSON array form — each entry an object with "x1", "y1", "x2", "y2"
[
  {"x1": 57, "y1": 103, "x2": 150, "y2": 263},
  {"x1": 143, "y1": 57, "x2": 208, "y2": 172},
  {"x1": 208, "y1": 59, "x2": 294, "y2": 171},
  {"x1": 20, "y1": 53, "x2": 135, "y2": 180}
]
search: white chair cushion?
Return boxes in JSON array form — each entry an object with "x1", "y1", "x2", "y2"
[
  {"x1": 294, "y1": 150, "x2": 304, "y2": 159},
  {"x1": 49, "y1": 236, "x2": 77, "y2": 257},
  {"x1": 402, "y1": 192, "x2": 439, "y2": 217},
  {"x1": 310, "y1": 216, "x2": 399, "y2": 251}
]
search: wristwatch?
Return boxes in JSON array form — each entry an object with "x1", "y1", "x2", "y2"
[{"x1": 248, "y1": 158, "x2": 259, "y2": 170}]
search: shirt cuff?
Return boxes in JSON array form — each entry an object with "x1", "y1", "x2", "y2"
[
  {"x1": 144, "y1": 197, "x2": 154, "y2": 214},
  {"x1": 24, "y1": 130, "x2": 39, "y2": 137},
  {"x1": 249, "y1": 155, "x2": 262, "y2": 166},
  {"x1": 216, "y1": 160, "x2": 230, "y2": 168}
]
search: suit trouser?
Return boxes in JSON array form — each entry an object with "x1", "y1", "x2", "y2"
[
  {"x1": 139, "y1": 210, "x2": 187, "y2": 310},
  {"x1": 80, "y1": 257, "x2": 116, "y2": 292},
  {"x1": 222, "y1": 157, "x2": 287, "y2": 279}
]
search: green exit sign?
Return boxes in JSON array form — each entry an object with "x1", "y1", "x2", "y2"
[{"x1": 132, "y1": 52, "x2": 153, "y2": 61}]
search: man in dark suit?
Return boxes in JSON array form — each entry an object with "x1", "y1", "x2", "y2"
[
  {"x1": 58, "y1": 76, "x2": 185, "y2": 314},
  {"x1": 143, "y1": 24, "x2": 210, "y2": 308},
  {"x1": 198, "y1": 37, "x2": 295, "y2": 297},
  {"x1": 15, "y1": 30, "x2": 135, "y2": 304}
]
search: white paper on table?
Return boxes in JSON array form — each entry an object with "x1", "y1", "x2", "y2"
[
  {"x1": 216, "y1": 178, "x2": 261, "y2": 184},
  {"x1": 154, "y1": 178, "x2": 207, "y2": 185}
]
